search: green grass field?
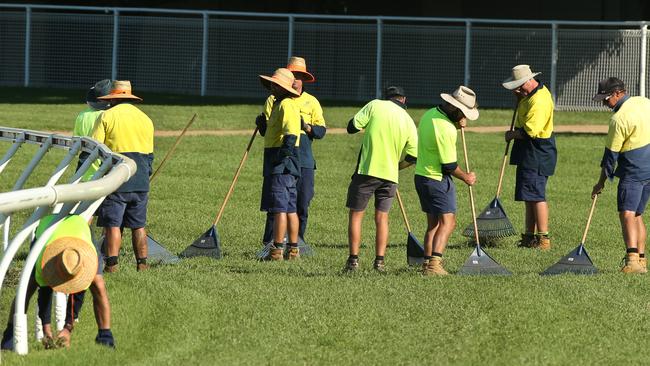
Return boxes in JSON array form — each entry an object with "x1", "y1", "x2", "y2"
[{"x1": 1, "y1": 90, "x2": 648, "y2": 365}]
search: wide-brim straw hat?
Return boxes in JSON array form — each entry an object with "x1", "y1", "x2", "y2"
[
  {"x1": 97, "y1": 80, "x2": 142, "y2": 101},
  {"x1": 440, "y1": 85, "x2": 479, "y2": 121},
  {"x1": 40, "y1": 236, "x2": 97, "y2": 294},
  {"x1": 287, "y1": 56, "x2": 315, "y2": 83},
  {"x1": 502, "y1": 65, "x2": 541, "y2": 90},
  {"x1": 259, "y1": 68, "x2": 300, "y2": 97}
]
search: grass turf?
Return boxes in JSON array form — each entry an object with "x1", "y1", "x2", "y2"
[
  {"x1": 0, "y1": 86, "x2": 609, "y2": 131},
  {"x1": 0, "y1": 104, "x2": 645, "y2": 365}
]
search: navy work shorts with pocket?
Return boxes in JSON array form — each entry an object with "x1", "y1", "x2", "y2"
[{"x1": 414, "y1": 174, "x2": 457, "y2": 215}]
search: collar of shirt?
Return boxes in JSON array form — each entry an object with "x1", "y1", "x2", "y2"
[
  {"x1": 526, "y1": 80, "x2": 543, "y2": 98},
  {"x1": 390, "y1": 98, "x2": 407, "y2": 110},
  {"x1": 613, "y1": 94, "x2": 630, "y2": 112},
  {"x1": 436, "y1": 106, "x2": 455, "y2": 125}
]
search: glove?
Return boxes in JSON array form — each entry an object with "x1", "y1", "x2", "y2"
[{"x1": 255, "y1": 113, "x2": 266, "y2": 127}]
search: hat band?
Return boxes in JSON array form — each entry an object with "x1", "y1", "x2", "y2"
[{"x1": 110, "y1": 89, "x2": 132, "y2": 95}]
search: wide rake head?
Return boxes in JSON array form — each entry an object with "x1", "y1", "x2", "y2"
[
  {"x1": 540, "y1": 244, "x2": 598, "y2": 276},
  {"x1": 180, "y1": 225, "x2": 223, "y2": 259},
  {"x1": 407, "y1": 232, "x2": 424, "y2": 266},
  {"x1": 457, "y1": 244, "x2": 512, "y2": 276},
  {"x1": 463, "y1": 198, "x2": 517, "y2": 239},
  {"x1": 147, "y1": 235, "x2": 181, "y2": 265}
]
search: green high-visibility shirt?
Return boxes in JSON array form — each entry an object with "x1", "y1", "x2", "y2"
[
  {"x1": 34, "y1": 215, "x2": 95, "y2": 288},
  {"x1": 352, "y1": 99, "x2": 418, "y2": 183},
  {"x1": 415, "y1": 107, "x2": 458, "y2": 181}
]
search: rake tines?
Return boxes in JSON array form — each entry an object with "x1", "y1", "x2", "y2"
[{"x1": 462, "y1": 198, "x2": 516, "y2": 239}]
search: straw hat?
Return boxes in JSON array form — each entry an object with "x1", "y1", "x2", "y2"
[
  {"x1": 440, "y1": 85, "x2": 479, "y2": 121},
  {"x1": 40, "y1": 236, "x2": 98, "y2": 294},
  {"x1": 502, "y1": 65, "x2": 541, "y2": 90},
  {"x1": 259, "y1": 68, "x2": 300, "y2": 97},
  {"x1": 287, "y1": 56, "x2": 315, "y2": 83},
  {"x1": 97, "y1": 80, "x2": 142, "y2": 101}
]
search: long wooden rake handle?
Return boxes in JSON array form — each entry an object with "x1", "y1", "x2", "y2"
[
  {"x1": 495, "y1": 104, "x2": 518, "y2": 199},
  {"x1": 395, "y1": 189, "x2": 412, "y2": 233},
  {"x1": 460, "y1": 127, "x2": 480, "y2": 246},
  {"x1": 581, "y1": 195, "x2": 598, "y2": 245},
  {"x1": 213, "y1": 126, "x2": 259, "y2": 226},
  {"x1": 149, "y1": 113, "x2": 198, "y2": 184}
]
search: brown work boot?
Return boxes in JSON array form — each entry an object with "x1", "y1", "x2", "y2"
[
  {"x1": 536, "y1": 234, "x2": 551, "y2": 251},
  {"x1": 285, "y1": 246, "x2": 300, "y2": 260},
  {"x1": 640, "y1": 257, "x2": 648, "y2": 273},
  {"x1": 518, "y1": 233, "x2": 536, "y2": 248},
  {"x1": 422, "y1": 257, "x2": 449, "y2": 276},
  {"x1": 621, "y1": 253, "x2": 645, "y2": 274},
  {"x1": 373, "y1": 259, "x2": 386, "y2": 273},
  {"x1": 136, "y1": 263, "x2": 149, "y2": 272},
  {"x1": 265, "y1": 245, "x2": 284, "y2": 261},
  {"x1": 344, "y1": 257, "x2": 359, "y2": 272},
  {"x1": 104, "y1": 264, "x2": 119, "y2": 273}
]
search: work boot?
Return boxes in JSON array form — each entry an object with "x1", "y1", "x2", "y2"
[
  {"x1": 265, "y1": 245, "x2": 284, "y2": 261},
  {"x1": 136, "y1": 258, "x2": 149, "y2": 272},
  {"x1": 640, "y1": 257, "x2": 648, "y2": 273},
  {"x1": 285, "y1": 246, "x2": 300, "y2": 260},
  {"x1": 104, "y1": 264, "x2": 119, "y2": 273},
  {"x1": 621, "y1": 253, "x2": 645, "y2": 274},
  {"x1": 536, "y1": 234, "x2": 551, "y2": 251},
  {"x1": 422, "y1": 257, "x2": 449, "y2": 276},
  {"x1": 373, "y1": 259, "x2": 386, "y2": 273},
  {"x1": 518, "y1": 233, "x2": 536, "y2": 248},
  {"x1": 344, "y1": 257, "x2": 359, "y2": 272}
]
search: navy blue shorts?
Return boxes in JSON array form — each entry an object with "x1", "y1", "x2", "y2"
[
  {"x1": 414, "y1": 174, "x2": 456, "y2": 215},
  {"x1": 96, "y1": 192, "x2": 148, "y2": 228},
  {"x1": 260, "y1": 174, "x2": 298, "y2": 213},
  {"x1": 617, "y1": 179, "x2": 650, "y2": 215},
  {"x1": 346, "y1": 174, "x2": 397, "y2": 212},
  {"x1": 515, "y1": 167, "x2": 548, "y2": 202}
]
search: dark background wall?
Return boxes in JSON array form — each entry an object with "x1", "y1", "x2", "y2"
[{"x1": 5, "y1": 0, "x2": 650, "y2": 21}]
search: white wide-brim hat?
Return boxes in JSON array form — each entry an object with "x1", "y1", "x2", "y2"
[
  {"x1": 502, "y1": 65, "x2": 541, "y2": 90},
  {"x1": 440, "y1": 85, "x2": 479, "y2": 121}
]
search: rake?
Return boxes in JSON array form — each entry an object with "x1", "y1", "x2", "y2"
[
  {"x1": 97, "y1": 114, "x2": 197, "y2": 264},
  {"x1": 457, "y1": 127, "x2": 512, "y2": 276},
  {"x1": 462, "y1": 105, "x2": 518, "y2": 241},
  {"x1": 540, "y1": 195, "x2": 599, "y2": 276},
  {"x1": 181, "y1": 127, "x2": 258, "y2": 259},
  {"x1": 395, "y1": 189, "x2": 425, "y2": 266},
  {"x1": 145, "y1": 113, "x2": 197, "y2": 264}
]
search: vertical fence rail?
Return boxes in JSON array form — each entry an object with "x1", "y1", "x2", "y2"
[
  {"x1": 23, "y1": 6, "x2": 31, "y2": 87},
  {"x1": 287, "y1": 15, "x2": 294, "y2": 62},
  {"x1": 111, "y1": 10, "x2": 119, "y2": 80},
  {"x1": 550, "y1": 23, "x2": 558, "y2": 104},
  {"x1": 201, "y1": 12, "x2": 208, "y2": 96},
  {"x1": 375, "y1": 18, "x2": 382, "y2": 99},
  {"x1": 464, "y1": 20, "x2": 471, "y2": 87},
  {"x1": 641, "y1": 25, "x2": 647, "y2": 98}
]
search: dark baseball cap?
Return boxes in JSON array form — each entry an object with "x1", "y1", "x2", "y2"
[
  {"x1": 384, "y1": 86, "x2": 405, "y2": 99},
  {"x1": 593, "y1": 77, "x2": 625, "y2": 102}
]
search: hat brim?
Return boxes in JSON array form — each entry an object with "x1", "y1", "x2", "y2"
[
  {"x1": 502, "y1": 72, "x2": 541, "y2": 90},
  {"x1": 289, "y1": 70, "x2": 316, "y2": 83},
  {"x1": 41, "y1": 237, "x2": 98, "y2": 294},
  {"x1": 97, "y1": 93, "x2": 142, "y2": 101},
  {"x1": 259, "y1": 75, "x2": 300, "y2": 97},
  {"x1": 592, "y1": 93, "x2": 608, "y2": 102},
  {"x1": 440, "y1": 93, "x2": 479, "y2": 121}
]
